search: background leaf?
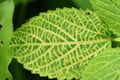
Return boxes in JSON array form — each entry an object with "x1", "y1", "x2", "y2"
[
  {"x1": 11, "y1": 8, "x2": 111, "y2": 80},
  {"x1": 90, "y1": 0, "x2": 120, "y2": 35},
  {"x1": 0, "y1": 0, "x2": 14, "y2": 80},
  {"x1": 72, "y1": 0, "x2": 93, "y2": 10},
  {"x1": 81, "y1": 48, "x2": 120, "y2": 80}
]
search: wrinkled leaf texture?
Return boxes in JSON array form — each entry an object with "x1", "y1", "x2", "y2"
[{"x1": 11, "y1": 8, "x2": 111, "y2": 80}]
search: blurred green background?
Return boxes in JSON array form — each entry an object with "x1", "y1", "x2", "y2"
[{"x1": 9, "y1": 0, "x2": 92, "y2": 80}]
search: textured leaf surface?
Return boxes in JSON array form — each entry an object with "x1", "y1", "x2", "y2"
[
  {"x1": 0, "y1": 0, "x2": 14, "y2": 80},
  {"x1": 90, "y1": 0, "x2": 120, "y2": 35},
  {"x1": 81, "y1": 48, "x2": 120, "y2": 80},
  {"x1": 11, "y1": 8, "x2": 111, "y2": 80}
]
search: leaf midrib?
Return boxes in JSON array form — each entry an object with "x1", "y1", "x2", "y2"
[
  {"x1": 31, "y1": 40, "x2": 110, "y2": 74},
  {"x1": 11, "y1": 39, "x2": 109, "y2": 47}
]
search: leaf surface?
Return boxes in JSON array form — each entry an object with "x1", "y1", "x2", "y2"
[
  {"x1": 0, "y1": 0, "x2": 14, "y2": 80},
  {"x1": 11, "y1": 8, "x2": 111, "y2": 80},
  {"x1": 90, "y1": 0, "x2": 120, "y2": 35},
  {"x1": 72, "y1": 0, "x2": 93, "y2": 10},
  {"x1": 81, "y1": 48, "x2": 120, "y2": 80}
]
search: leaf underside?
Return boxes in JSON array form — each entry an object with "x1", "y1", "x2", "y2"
[
  {"x1": 11, "y1": 8, "x2": 111, "y2": 80},
  {"x1": 90, "y1": 0, "x2": 120, "y2": 35},
  {"x1": 81, "y1": 48, "x2": 120, "y2": 80}
]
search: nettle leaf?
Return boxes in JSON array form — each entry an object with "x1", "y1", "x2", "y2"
[
  {"x1": 0, "y1": 0, "x2": 14, "y2": 80},
  {"x1": 90, "y1": 0, "x2": 120, "y2": 35},
  {"x1": 81, "y1": 48, "x2": 120, "y2": 80},
  {"x1": 11, "y1": 8, "x2": 111, "y2": 80}
]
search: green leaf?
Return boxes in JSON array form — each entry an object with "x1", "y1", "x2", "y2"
[
  {"x1": 14, "y1": 0, "x2": 34, "y2": 5},
  {"x1": 90, "y1": 0, "x2": 120, "y2": 35},
  {"x1": 72, "y1": 0, "x2": 93, "y2": 10},
  {"x1": 81, "y1": 48, "x2": 120, "y2": 80},
  {"x1": 0, "y1": 0, "x2": 14, "y2": 80},
  {"x1": 11, "y1": 8, "x2": 111, "y2": 80},
  {"x1": 113, "y1": 37, "x2": 120, "y2": 42}
]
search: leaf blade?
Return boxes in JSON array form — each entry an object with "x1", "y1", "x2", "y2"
[
  {"x1": 0, "y1": 0, "x2": 14, "y2": 80},
  {"x1": 81, "y1": 48, "x2": 120, "y2": 80},
  {"x1": 11, "y1": 8, "x2": 111, "y2": 80},
  {"x1": 90, "y1": 0, "x2": 120, "y2": 35}
]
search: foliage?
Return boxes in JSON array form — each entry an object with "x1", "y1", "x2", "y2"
[
  {"x1": 0, "y1": 0, "x2": 120, "y2": 80},
  {"x1": 81, "y1": 48, "x2": 120, "y2": 80},
  {"x1": 72, "y1": 0, "x2": 93, "y2": 10},
  {"x1": 90, "y1": 0, "x2": 120, "y2": 35},
  {"x1": 10, "y1": 8, "x2": 111, "y2": 80},
  {"x1": 0, "y1": 0, "x2": 14, "y2": 80},
  {"x1": 14, "y1": 0, "x2": 34, "y2": 5}
]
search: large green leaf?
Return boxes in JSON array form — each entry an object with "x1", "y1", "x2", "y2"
[
  {"x1": 11, "y1": 8, "x2": 111, "y2": 80},
  {"x1": 90, "y1": 0, "x2": 120, "y2": 35},
  {"x1": 81, "y1": 48, "x2": 120, "y2": 80},
  {"x1": 0, "y1": 0, "x2": 14, "y2": 80}
]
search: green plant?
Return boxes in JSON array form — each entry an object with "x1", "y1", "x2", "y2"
[
  {"x1": 0, "y1": 0, "x2": 120, "y2": 80},
  {"x1": 0, "y1": 0, "x2": 14, "y2": 80}
]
